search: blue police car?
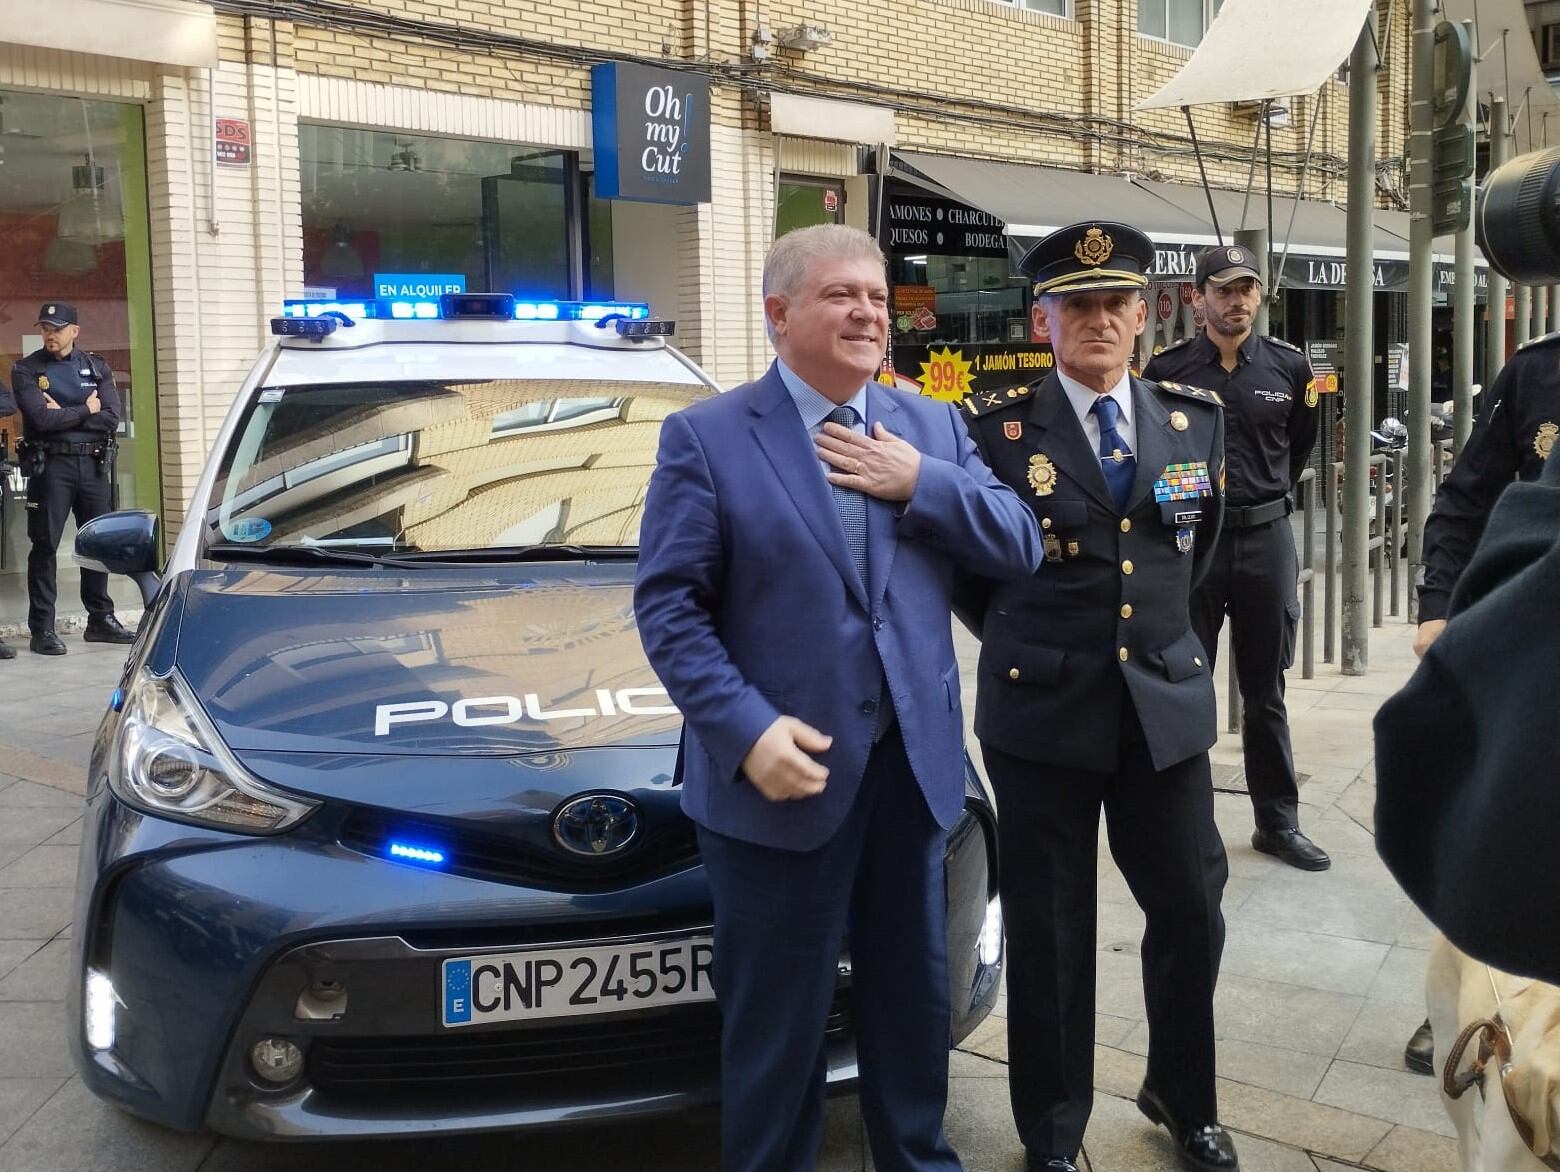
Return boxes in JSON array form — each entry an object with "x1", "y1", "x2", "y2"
[{"x1": 68, "y1": 294, "x2": 1004, "y2": 1140}]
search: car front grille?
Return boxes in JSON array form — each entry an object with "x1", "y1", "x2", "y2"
[
  {"x1": 337, "y1": 809, "x2": 700, "y2": 892},
  {"x1": 308, "y1": 994, "x2": 853, "y2": 1099}
]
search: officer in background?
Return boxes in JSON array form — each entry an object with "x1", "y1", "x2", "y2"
[
  {"x1": 956, "y1": 223, "x2": 1237, "y2": 1172},
  {"x1": 1398, "y1": 325, "x2": 1560, "y2": 1076},
  {"x1": 11, "y1": 303, "x2": 135, "y2": 655},
  {"x1": 1143, "y1": 244, "x2": 1329, "y2": 872},
  {"x1": 0, "y1": 373, "x2": 15, "y2": 660}
]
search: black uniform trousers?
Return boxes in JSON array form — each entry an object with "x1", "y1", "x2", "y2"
[
  {"x1": 26, "y1": 452, "x2": 115, "y2": 634},
  {"x1": 982, "y1": 699, "x2": 1227, "y2": 1160},
  {"x1": 1189, "y1": 516, "x2": 1301, "y2": 832}
]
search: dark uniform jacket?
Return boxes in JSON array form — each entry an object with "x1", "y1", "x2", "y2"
[
  {"x1": 1376, "y1": 445, "x2": 1560, "y2": 983},
  {"x1": 1142, "y1": 331, "x2": 1316, "y2": 505},
  {"x1": 955, "y1": 372, "x2": 1225, "y2": 773},
  {"x1": 1419, "y1": 331, "x2": 1560, "y2": 621},
  {"x1": 10, "y1": 348, "x2": 121, "y2": 445}
]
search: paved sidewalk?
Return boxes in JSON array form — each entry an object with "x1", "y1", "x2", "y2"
[{"x1": 0, "y1": 611, "x2": 1450, "y2": 1172}]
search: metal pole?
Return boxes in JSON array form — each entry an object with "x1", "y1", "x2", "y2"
[
  {"x1": 1234, "y1": 227, "x2": 1270, "y2": 334},
  {"x1": 1343, "y1": 11, "x2": 1378, "y2": 675},
  {"x1": 1550, "y1": 284, "x2": 1560, "y2": 332},
  {"x1": 1478, "y1": 95, "x2": 1509, "y2": 453},
  {"x1": 1406, "y1": 0, "x2": 1434, "y2": 626},
  {"x1": 1515, "y1": 285, "x2": 1532, "y2": 348},
  {"x1": 1451, "y1": 20, "x2": 1478, "y2": 488},
  {"x1": 1534, "y1": 287, "x2": 1548, "y2": 341}
]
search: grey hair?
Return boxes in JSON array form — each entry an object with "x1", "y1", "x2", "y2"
[{"x1": 763, "y1": 224, "x2": 885, "y2": 299}]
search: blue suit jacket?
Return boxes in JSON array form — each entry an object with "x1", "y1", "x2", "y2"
[{"x1": 635, "y1": 364, "x2": 1041, "y2": 851}]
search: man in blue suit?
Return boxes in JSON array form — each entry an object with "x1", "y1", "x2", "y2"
[{"x1": 635, "y1": 224, "x2": 1040, "y2": 1172}]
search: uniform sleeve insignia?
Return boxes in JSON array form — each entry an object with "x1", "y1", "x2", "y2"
[
  {"x1": 1305, "y1": 379, "x2": 1318, "y2": 408},
  {"x1": 1004, "y1": 421, "x2": 1023, "y2": 440},
  {"x1": 37, "y1": 375, "x2": 48, "y2": 391},
  {"x1": 1535, "y1": 422, "x2": 1558, "y2": 459},
  {"x1": 1027, "y1": 453, "x2": 1057, "y2": 496}
]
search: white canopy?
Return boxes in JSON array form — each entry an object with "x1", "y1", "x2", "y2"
[
  {"x1": 1137, "y1": 0, "x2": 1374, "y2": 111},
  {"x1": 1440, "y1": 0, "x2": 1560, "y2": 156}
]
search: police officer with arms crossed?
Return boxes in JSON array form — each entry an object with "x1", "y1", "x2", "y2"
[
  {"x1": 1397, "y1": 325, "x2": 1560, "y2": 1076},
  {"x1": 1143, "y1": 244, "x2": 1329, "y2": 872},
  {"x1": 11, "y1": 303, "x2": 135, "y2": 655},
  {"x1": 956, "y1": 222, "x2": 1239, "y2": 1172}
]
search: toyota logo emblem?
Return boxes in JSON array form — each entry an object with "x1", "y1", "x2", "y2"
[{"x1": 551, "y1": 794, "x2": 642, "y2": 857}]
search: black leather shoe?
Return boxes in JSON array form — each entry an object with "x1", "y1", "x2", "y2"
[
  {"x1": 1251, "y1": 827, "x2": 1331, "y2": 871},
  {"x1": 0, "y1": 639, "x2": 14, "y2": 661},
  {"x1": 83, "y1": 615, "x2": 136, "y2": 644},
  {"x1": 30, "y1": 631, "x2": 66, "y2": 656},
  {"x1": 1405, "y1": 1017, "x2": 1434, "y2": 1075},
  {"x1": 1137, "y1": 1085, "x2": 1240, "y2": 1171},
  {"x1": 1026, "y1": 1157, "x2": 1079, "y2": 1172}
]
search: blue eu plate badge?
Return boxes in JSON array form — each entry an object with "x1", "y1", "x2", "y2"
[{"x1": 443, "y1": 959, "x2": 473, "y2": 1025}]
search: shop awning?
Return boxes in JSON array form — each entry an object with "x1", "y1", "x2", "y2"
[
  {"x1": 891, "y1": 150, "x2": 1478, "y2": 292},
  {"x1": 1137, "y1": 0, "x2": 1374, "y2": 110},
  {"x1": 3, "y1": 0, "x2": 218, "y2": 68}
]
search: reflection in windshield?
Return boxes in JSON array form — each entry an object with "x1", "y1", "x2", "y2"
[{"x1": 205, "y1": 379, "x2": 707, "y2": 554}]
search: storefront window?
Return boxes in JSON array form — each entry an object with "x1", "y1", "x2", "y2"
[
  {"x1": 881, "y1": 183, "x2": 1042, "y2": 401},
  {"x1": 776, "y1": 177, "x2": 844, "y2": 237},
  {"x1": 0, "y1": 90, "x2": 157, "y2": 623},
  {"x1": 300, "y1": 125, "x2": 613, "y2": 300}
]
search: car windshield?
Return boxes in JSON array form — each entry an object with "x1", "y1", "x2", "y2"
[{"x1": 203, "y1": 378, "x2": 709, "y2": 555}]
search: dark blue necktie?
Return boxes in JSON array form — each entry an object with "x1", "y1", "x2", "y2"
[
  {"x1": 1091, "y1": 395, "x2": 1136, "y2": 513},
  {"x1": 827, "y1": 406, "x2": 869, "y2": 584}
]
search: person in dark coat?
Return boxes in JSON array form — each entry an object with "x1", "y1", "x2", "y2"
[
  {"x1": 1376, "y1": 444, "x2": 1560, "y2": 985},
  {"x1": 955, "y1": 221, "x2": 1238, "y2": 1172}
]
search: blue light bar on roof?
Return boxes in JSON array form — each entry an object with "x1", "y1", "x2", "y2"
[{"x1": 278, "y1": 297, "x2": 652, "y2": 323}]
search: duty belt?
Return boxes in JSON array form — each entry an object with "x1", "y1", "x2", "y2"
[
  {"x1": 39, "y1": 440, "x2": 107, "y2": 455},
  {"x1": 1224, "y1": 497, "x2": 1291, "y2": 529}
]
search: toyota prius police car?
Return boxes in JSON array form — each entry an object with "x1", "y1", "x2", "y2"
[{"x1": 69, "y1": 292, "x2": 1004, "y2": 1141}]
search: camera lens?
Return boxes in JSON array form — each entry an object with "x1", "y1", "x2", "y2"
[{"x1": 1477, "y1": 147, "x2": 1560, "y2": 284}]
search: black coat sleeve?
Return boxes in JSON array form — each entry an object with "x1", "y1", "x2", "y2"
[
  {"x1": 81, "y1": 355, "x2": 121, "y2": 436},
  {"x1": 1190, "y1": 404, "x2": 1225, "y2": 591},
  {"x1": 1417, "y1": 366, "x2": 1521, "y2": 621},
  {"x1": 1287, "y1": 356, "x2": 1319, "y2": 485},
  {"x1": 13, "y1": 360, "x2": 90, "y2": 434}
]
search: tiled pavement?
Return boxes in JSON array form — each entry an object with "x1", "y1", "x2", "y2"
[{"x1": 0, "y1": 605, "x2": 1455, "y2": 1171}]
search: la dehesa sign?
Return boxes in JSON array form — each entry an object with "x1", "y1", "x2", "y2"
[{"x1": 592, "y1": 63, "x2": 712, "y2": 205}]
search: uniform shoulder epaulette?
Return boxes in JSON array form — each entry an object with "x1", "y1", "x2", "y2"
[
  {"x1": 1151, "y1": 379, "x2": 1224, "y2": 408},
  {"x1": 959, "y1": 381, "x2": 1037, "y2": 419},
  {"x1": 1157, "y1": 336, "x2": 1193, "y2": 354},
  {"x1": 1517, "y1": 329, "x2": 1560, "y2": 352},
  {"x1": 1263, "y1": 335, "x2": 1304, "y2": 354}
]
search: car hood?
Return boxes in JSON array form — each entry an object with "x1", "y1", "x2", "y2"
[{"x1": 176, "y1": 566, "x2": 680, "y2": 758}]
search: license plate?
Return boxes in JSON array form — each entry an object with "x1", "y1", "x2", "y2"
[{"x1": 441, "y1": 936, "x2": 715, "y2": 1027}]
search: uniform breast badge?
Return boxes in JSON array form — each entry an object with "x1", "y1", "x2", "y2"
[
  {"x1": 1169, "y1": 410, "x2": 1189, "y2": 432},
  {"x1": 1028, "y1": 453, "x2": 1057, "y2": 496},
  {"x1": 37, "y1": 376, "x2": 48, "y2": 391},
  {"x1": 1176, "y1": 529, "x2": 1195, "y2": 554},
  {"x1": 1154, "y1": 461, "x2": 1212, "y2": 554},
  {"x1": 1043, "y1": 534, "x2": 1063, "y2": 563},
  {"x1": 1004, "y1": 421, "x2": 1023, "y2": 441},
  {"x1": 1536, "y1": 422, "x2": 1558, "y2": 459}
]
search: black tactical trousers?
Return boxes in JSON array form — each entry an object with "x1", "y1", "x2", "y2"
[
  {"x1": 982, "y1": 706, "x2": 1228, "y2": 1161},
  {"x1": 26, "y1": 452, "x2": 115, "y2": 634},
  {"x1": 1190, "y1": 517, "x2": 1301, "y2": 832}
]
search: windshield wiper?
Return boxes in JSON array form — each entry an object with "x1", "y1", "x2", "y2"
[
  {"x1": 204, "y1": 542, "x2": 421, "y2": 568},
  {"x1": 390, "y1": 544, "x2": 639, "y2": 563}
]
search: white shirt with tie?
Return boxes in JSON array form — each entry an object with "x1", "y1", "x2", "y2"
[{"x1": 1057, "y1": 367, "x2": 1136, "y2": 459}]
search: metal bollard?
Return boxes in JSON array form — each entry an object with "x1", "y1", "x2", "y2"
[
  {"x1": 1369, "y1": 453, "x2": 1387, "y2": 628},
  {"x1": 1389, "y1": 449, "x2": 1404, "y2": 618},
  {"x1": 1296, "y1": 468, "x2": 1317, "y2": 680},
  {"x1": 1325, "y1": 461, "x2": 1340, "y2": 664}
]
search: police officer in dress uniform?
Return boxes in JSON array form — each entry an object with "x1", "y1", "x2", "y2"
[
  {"x1": 1398, "y1": 326, "x2": 1560, "y2": 1076},
  {"x1": 955, "y1": 223, "x2": 1238, "y2": 1172},
  {"x1": 1142, "y1": 245, "x2": 1329, "y2": 872},
  {"x1": 11, "y1": 303, "x2": 135, "y2": 655},
  {"x1": 0, "y1": 373, "x2": 16, "y2": 660}
]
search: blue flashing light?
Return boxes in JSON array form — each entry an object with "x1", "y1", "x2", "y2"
[
  {"x1": 278, "y1": 297, "x2": 653, "y2": 325},
  {"x1": 388, "y1": 841, "x2": 447, "y2": 867}
]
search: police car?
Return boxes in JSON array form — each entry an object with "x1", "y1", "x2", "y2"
[{"x1": 68, "y1": 293, "x2": 1004, "y2": 1140}]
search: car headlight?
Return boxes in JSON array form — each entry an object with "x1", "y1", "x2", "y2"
[{"x1": 109, "y1": 670, "x2": 318, "y2": 833}]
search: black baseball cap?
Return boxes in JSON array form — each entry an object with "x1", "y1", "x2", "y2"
[
  {"x1": 36, "y1": 302, "x2": 78, "y2": 328},
  {"x1": 1196, "y1": 245, "x2": 1262, "y2": 287},
  {"x1": 1018, "y1": 222, "x2": 1155, "y2": 297}
]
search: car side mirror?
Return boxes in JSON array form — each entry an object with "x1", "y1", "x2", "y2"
[{"x1": 74, "y1": 511, "x2": 162, "y2": 608}]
